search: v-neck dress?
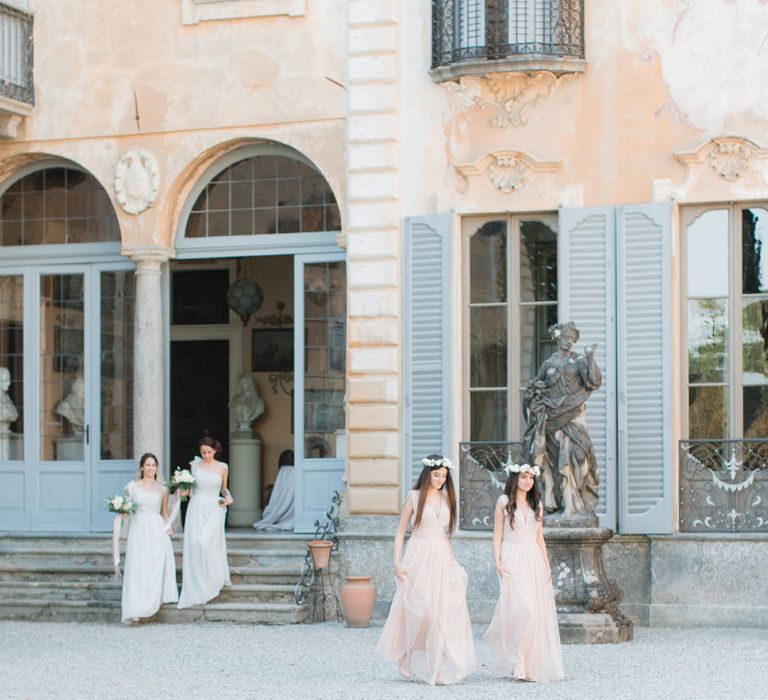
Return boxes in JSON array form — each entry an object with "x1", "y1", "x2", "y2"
[
  {"x1": 484, "y1": 495, "x2": 564, "y2": 681},
  {"x1": 376, "y1": 489, "x2": 476, "y2": 685}
]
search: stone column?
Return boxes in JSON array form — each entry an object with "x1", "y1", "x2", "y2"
[{"x1": 127, "y1": 246, "x2": 173, "y2": 462}]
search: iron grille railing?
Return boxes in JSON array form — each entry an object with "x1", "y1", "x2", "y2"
[
  {"x1": 459, "y1": 440, "x2": 523, "y2": 530},
  {"x1": 432, "y1": 0, "x2": 584, "y2": 71},
  {"x1": 679, "y1": 440, "x2": 768, "y2": 533},
  {"x1": 0, "y1": 2, "x2": 34, "y2": 105}
]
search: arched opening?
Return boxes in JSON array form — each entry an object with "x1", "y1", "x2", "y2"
[{"x1": 170, "y1": 144, "x2": 346, "y2": 533}]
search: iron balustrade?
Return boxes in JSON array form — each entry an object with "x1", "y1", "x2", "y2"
[
  {"x1": 459, "y1": 440, "x2": 524, "y2": 530},
  {"x1": 0, "y1": 1, "x2": 33, "y2": 105},
  {"x1": 679, "y1": 439, "x2": 768, "y2": 533},
  {"x1": 432, "y1": 0, "x2": 584, "y2": 75}
]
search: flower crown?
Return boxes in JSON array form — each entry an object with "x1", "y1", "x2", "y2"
[
  {"x1": 422, "y1": 456, "x2": 454, "y2": 470},
  {"x1": 503, "y1": 461, "x2": 540, "y2": 477}
]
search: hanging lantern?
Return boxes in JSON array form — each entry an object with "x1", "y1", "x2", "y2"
[{"x1": 226, "y1": 278, "x2": 264, "y2": 325}]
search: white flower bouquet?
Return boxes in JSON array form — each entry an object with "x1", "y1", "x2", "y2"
[
  {"x1": 106, "y1": 494, "x2": 136, "y2": 515},
  {"x1": 169, "y1": 468, "x2": 197, "y2": 500}
]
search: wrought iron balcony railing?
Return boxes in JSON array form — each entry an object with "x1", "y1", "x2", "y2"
[
  {"x1": 431, "y1": 0, "x2": 585, "y2": 80},
  {"x1": 459, "y1": 440, "x2": 523, "y2": 530},
  {"x1": 679, "y1": 440, "x2": 768, "y2": 533},
  {"x1": 0, "y1": 2, "x2": 34, "y2": 105}
]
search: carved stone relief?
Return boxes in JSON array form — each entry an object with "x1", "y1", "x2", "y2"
[
  {"x1": 114, "y1": 150, "x2": 160, "y2": 216},
  {"x1": 455, "y1": 149, "x2": 561, "y2": 195},
  {"x1": 445, "y1": 71, "x2": 575, "y2": 128}
]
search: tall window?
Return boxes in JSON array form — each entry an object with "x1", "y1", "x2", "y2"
[
  {"x1": 465, "y1": 214, "x2": 557, "y2": 441},
  {"x1": 684, "y1": 204, "x2": 768, "y2": 439}
]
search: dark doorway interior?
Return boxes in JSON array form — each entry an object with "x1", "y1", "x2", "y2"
[{"x1": 170, "y1": 340, "x2": 230, "y2": 473}]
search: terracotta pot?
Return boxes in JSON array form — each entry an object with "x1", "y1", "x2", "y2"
[
  {"x1": 307, "y1": 539, "x2": 333, "y2": 569},
  {"x1": 341, "y1": 575, "x2": 376, "y2": 628}
]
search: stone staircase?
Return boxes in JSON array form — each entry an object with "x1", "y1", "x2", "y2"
[{"x1": 0, "y1": 530, "x2": 312, "y2": 624}]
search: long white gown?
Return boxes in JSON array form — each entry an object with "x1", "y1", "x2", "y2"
[
  {"x1": 178, "y1": 462, "x2": 231, "y2": 608},
  {"x1": 121, "y1": 482, "x2": 178, "y2": 623}
]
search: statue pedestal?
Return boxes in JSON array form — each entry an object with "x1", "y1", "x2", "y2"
[
  {"x1": 546, "y1": 527, "x2": 633, "y2": 644},
  {"x1": 55, "y1": 434, "x2": 84, "y2": 461},
  {"x1": 228, "y1": 433, "x2": 262, "y2": 527}
]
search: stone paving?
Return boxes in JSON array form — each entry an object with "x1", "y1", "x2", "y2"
[{"x1": 0, "y1": 621, "x2": 764, "y2": 699}]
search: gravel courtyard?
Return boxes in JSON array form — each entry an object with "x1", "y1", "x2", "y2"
[{"x1": 0, "y1": 621, "x2": 764, "y2": 700}]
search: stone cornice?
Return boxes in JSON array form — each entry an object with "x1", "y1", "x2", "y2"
[
  {"x1": 122, "y1": 245, "x2": 175, "y2": 266},
  {"x1": 455, "y1": 148, "x2": 562, "y2": 194}
]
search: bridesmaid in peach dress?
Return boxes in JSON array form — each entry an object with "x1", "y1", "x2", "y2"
[
  {"x1": 484, "y1": 463, "x2": 564, "y2": 682},
  {"x1": 376, "y1": 454, "x2": 476, "y2": 685}
]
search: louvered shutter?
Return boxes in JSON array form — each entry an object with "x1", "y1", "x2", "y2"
[
  {"x1": 403, "y1": 214, "x2": 451, "y2": 487},
  {"x1": 617, "y1": 203, "x2": 674, "y2": 533},
  {"x1": 558, "y1": 207, "x2": 617, "y2": 528}
]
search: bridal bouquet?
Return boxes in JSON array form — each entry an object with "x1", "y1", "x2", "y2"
[
  {"x1": 106, "y1": 494, "x2": 135, "y2": 515},
  {"x1": 169, "y1": 468, "x2": 197, "y2": 500}
]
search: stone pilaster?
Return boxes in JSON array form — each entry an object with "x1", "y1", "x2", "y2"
[
  {"x1": 345, "y1": 0, "x2": 402, "y2": 515},
  {"x1": 125, "y1": 246, "x2": 173, "y2": 463}
]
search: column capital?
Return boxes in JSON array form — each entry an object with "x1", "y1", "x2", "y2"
[{"x1": 122, "y1": 244, "x2": 175, "y2": 267}]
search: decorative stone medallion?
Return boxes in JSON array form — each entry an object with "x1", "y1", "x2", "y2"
[
  {"x1": 488, "y1": 156, "x2": 529, "y2": 193},
  {"x1": 708, "y1": 138, "x2": 752, "y2": 181},
  {"x1": 114, "y1": 150, "x2": 160, "y2": 215}
]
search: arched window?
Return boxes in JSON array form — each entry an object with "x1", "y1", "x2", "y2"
[
  {"x1": 184, "y1": 154, "x2": 341, "y2": 239},
  {"x1": 0, "y1": 167, "x2": 119, "y2": 246}
]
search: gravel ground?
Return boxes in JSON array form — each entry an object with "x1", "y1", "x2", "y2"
[{"x1": 0, "y1": 621, "x2": 765, "y2": 700}]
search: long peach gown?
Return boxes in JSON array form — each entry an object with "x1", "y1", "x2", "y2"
[
  {"x1": 376, "y1": 490, "x2": 476, "y2": 685},
  {"x1": 484, "y1": 495, "x2": 564, "y2": 681}
]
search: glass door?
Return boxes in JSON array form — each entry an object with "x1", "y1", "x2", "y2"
[{"x1": 293, "y1": 253, "x2": 346, "y2": 532}]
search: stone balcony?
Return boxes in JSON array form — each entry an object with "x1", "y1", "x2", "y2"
[{"x1": 0, "y1": 1, "x2": 33, "y2": 139}]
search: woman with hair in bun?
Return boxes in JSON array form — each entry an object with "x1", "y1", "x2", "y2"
[
  {"x1": 375, "y1": 453, "x2": 476, "y2": 685},
  {"x1": 178, "y1": 436, "x2": 233, "y2": 608}
]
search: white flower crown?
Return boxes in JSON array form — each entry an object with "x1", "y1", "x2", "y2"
[
  {"x1": 503, "y1": 462, "x2": 540, "y2": 477},
  {"x1": 422, "y1": 456, "x2": 454, "y2": 470}
]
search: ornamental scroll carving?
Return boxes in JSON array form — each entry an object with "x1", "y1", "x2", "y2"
[
  {"x1": 676, "y1": 136, "x2": 768, "y2": 184},
  {"x1": 445, "y1": 71, "x2": 575, "y2": 128},
  {"x1": 455, "y1": 149, "x2": 562, "y2": 195},
  {"x1": 114, "y1": 150, "x2": 160, "y2": 215}
]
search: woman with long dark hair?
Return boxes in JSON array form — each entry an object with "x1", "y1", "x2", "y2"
[
  {"x1": 178, "y1": 436, "x2": 232, "y2": 608},
  {"x1": 121, "y1": 453, "x2": 178, "y2": 623},
  {"x1": 376, "y1": 453, "x2": 475, "y2": 685},
  {"x1": 484, "y1": 463, "x2": 564, "y2": 681}
]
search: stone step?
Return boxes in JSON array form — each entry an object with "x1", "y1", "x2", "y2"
[
  {"x1": 0, "y1": 581, "x2": 298, "y2": 605},
  {"x1": 0, "y1": 598, "x2": 309, "y2": 624}
]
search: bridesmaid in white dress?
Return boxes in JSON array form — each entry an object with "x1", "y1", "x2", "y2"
[
  {"x1": 376, "y1": 454, "x2": 476, "y2": 685},
  {"x1": 484, "y1": 464, "x2": 564, "y2": 681},
  {"x1": 121, "y1": 453, "x2": 178, "y2": 623},
  {"x1": 178, "y1": 437, "x2": 233, "y2": 608}
]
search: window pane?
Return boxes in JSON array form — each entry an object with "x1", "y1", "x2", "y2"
[
  {"x1": 470, "y1": 391, "x2": 506, "y2": 441},
  {"x1": 101, "y1": 271, "x2": 134, "y2": 460},
  {"x1": 688, "y1": 298, "x2": 728, "y2": 383},
  {"x1": 172, "y1": 270, "x2": 229, "y2": 325},
  {"x1": 687, "y1": 209, "x2": 728, "y2": 297},
  {"x1": 520, "y1": 303, "x2": 558, "y2": 384},
  {"x1": 520, "y1": 220, "x2": 557, "y2": 302},
  {"x1": 40, "y1": 274, "x2": 85, "y2": 461},
  {"x1": 688, "y1": 386, "x2": 727, "y2": 439},
  {"x1": 742, "y1": 298, "x2": 768, "y2": 384},
  {"x1": 470, "y1": 221, "x2": 506, "y2": 303},
  {"x1": 470, "y1": 306, "x2": 507, "y2": 387},
  {"x1": 0, "y1": 276, "x2": 23, "y2": 460},
  {"x1": 744, "y1": 385, "x2": 768, "y2": 437},
  {"x1": 742, "y1": 207, "x2": 768, "y2": 294}
]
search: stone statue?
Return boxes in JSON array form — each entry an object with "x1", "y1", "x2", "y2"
[
  {"x1": 230, "y1": 372, "x2": 265, "y2": 433},
  {"x1": 522, "y1": 321, "x2": 601, "y2": 523},
  {"x1": 54, "y1": 376, "x2": 85, "y2": 431},
  {"x1": 0, "y1": 367, "x2": 18, "y2": 426}
]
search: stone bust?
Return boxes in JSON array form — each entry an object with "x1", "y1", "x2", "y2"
[
  {"x1": 0, "y1": 367, "x2": 18, "y2": 426},
  {"x1": 230, "y1": 372, "x2": 265, "y2": 433},
  {"x1": 54, "y1": 377, "x2": 85, "y2": 431}
]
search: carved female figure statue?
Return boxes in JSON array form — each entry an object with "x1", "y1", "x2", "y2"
[
  {"x1": 522, "y1": 322, "x2": 601, "y2": 521},
  {"x1": 53, "y1": 377, "x2": 85, "y2": 432},
  {"x1": 230, "y1": 372, "x2": 265, "y2": 434},
  {"x1": 0, "y1": 367, "x2": 18, "y2": 426}
]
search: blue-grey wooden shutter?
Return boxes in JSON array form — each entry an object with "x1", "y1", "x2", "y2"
[
  {"x1": 617, "y1": 203, "x2": 674, "y2": 534},
  {"x1": 558, "y1": 207, "x2": 617, "y2": 529},
  {"x1": 403, "y1": 214, "x2": 451, "y2": 488}
]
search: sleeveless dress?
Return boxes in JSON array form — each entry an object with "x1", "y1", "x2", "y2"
[
  {"x1": 177, "y1": 462, "x2": 231, "y2": 608},
  {"x1": 376, "y1": 490, "x2": 476, "y2": 685},
  {"x1": 121, "y1": 482, "x2": 178, "y2": 622},
  {"x1": 484, "y1": 495, "x2": 564, "y2": 681}
]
